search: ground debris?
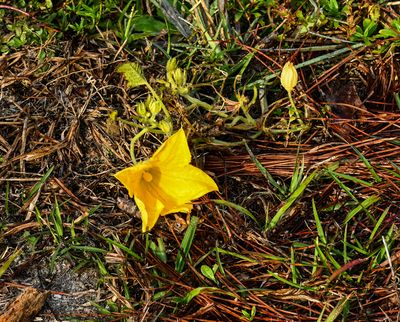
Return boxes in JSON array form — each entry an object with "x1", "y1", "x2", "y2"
[{"x1": 0, "y1": 287, "x2": 48, "y2": 322}]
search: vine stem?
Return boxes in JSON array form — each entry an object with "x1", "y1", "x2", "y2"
[{"x1": 130, "y1": 128, "x2": 149, "y2": 164}]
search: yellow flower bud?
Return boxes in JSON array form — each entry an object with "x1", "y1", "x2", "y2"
[
  {"x1": 166, "y1": 57, "x2": 178, "y2": 73},
  {"x1": 136, "y1": 102, "x2": 147, "y2": 117},
  {"x1": 148, "y1": 100, "x2": 162, "y2": 115},
  {"x1": 158, "y1": 120, "x2": 172, "y2": 134},
  {"x1": 281, "y1": 61, "x2": 298, "y2": 93},
  {"x1": 173, "y1": 69, "x2": 185, "y2": 87}
]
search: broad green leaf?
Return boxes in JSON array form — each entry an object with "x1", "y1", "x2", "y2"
[
  {"x1": 133, "y1": 16, "x2": 166, "y2": 33},
  {"x1": 117, "y1": 62, "x2": 147, "y2": 88},
  {"x1": 201, "y1": 265, "x2": 217, "y2": 283}
]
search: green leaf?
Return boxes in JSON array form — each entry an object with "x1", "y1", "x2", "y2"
[
  {"x1": 201, "y1": 265, "x2": 217, "y2": 283},
  {"x1": 0, "y1": 249, "x2": 22, "y2": 278},
  {"x1": 117, "y1": 62, "x2": 147, "y2": 89},
  {"x1": 344, "y1": 194, "x2": 380, "y2": 224},
  {"x1": 213, "y1": 199, "x2": 259, "y2": 226},
  {"x1": 174, "y1": 287, "x2": 236, "y2": 304},
  {"x1": 175, "y1": 216, "x2": 199, "y2": 273},
  {"x1": 267, "y1": 168, "x2": 320, "y2": 231},
  {"x1": 325, "y1": 293, "x2": 353, "y2": 322},
  {"x1": 133, "y1": 16, "x2": 166, "y2": 33},
  {"x1": 26, "y1": 166, "x2": 54, "y2": 201},
  {"x1": 312, "y1": 198, "x2": 327, "y2": 244},
  {"x1": 244, "y1": 141, "x2": 285, "y2": 196}
]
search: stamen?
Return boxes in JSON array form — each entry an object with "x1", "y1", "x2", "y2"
[{"x1": 142, "y1": 171, "x2": 153, "y2": 182}]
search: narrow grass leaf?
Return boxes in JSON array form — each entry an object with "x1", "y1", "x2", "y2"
[
  {"x1": 267, "y1": 168, "x2": 320, "y2": 231},
  {"x1": 344, "y1": 194, "x2": 380, "y2": 224},
  {"x1": 343, "y1": 224, "x2": 348, "y2": 263},
  {"x1": 95, "y1": 255, "x2": 109, "y2": 276},
  {"x1": 102, "y1": 236, "x2": 142, "y2": 260},
  {"x1": 174, "y1": 287, "x2": 234, "y2": 304},
  {"x1": 213, "y1": 199, "x2": 259, "y2": 226},
  {"x1": 267, "y1": 270, "x2": 315, "y2": 291},
  {"x1": 368, "y1": 206, "x2": 390, "y2": 246},
  {"x1": 311, "y1": 243, "x2": 319, "y2": 275},
  {"x1": 290, "y1": 246, "x2": 298, "y2": 283},
  {"x1": 290, "y1": 154, "x2": 305, "y2": 194},
  {"x1": 325, "y1": 293, "x2": 353, "y2": 322},
  {"x1": 312, "y1": 198, "x2": 327, "y2": 244},
  {"x1": 51, "y1": 197, "x2": 63, "y2": 238},
  {"x1": 344, "y1": 241, "x2": 369, "y2": 255},
  {"x1": 314, "y1": 239, "x2": 329, "y2": 270},
  {"x1": 243, "y1": 141, "x2": 285, "y2": 196},
  {"x1": 26, "y1": 165, "x2": 54, "y2": 200},
  {"x1": 149, "y1": 238, "x2": 167, "y2": 263},
  {"x1": 317, "y1": 304, "x2": 327, "y2": 322},
  {"x1": 329, "y1": 171, "x2": 373, "y2": 187},
  {"x1": 175, "y1": 216, "x2": 199, "y2": 273},
  {"x1": 215, "y1": 246, "x2": 226, "y2": 276},
  {"x1": 350, "y1": 145, "x2": 381, "y2": 182},
  {"x1": 326, "y1": 168, "x2": 358, "y2": 203},
  {"x1": 0, "y1": 249, "x2": 22, "y2": 278},
  {"x1": 213, "y1": 247, "x2": 258, "y2": 263}
]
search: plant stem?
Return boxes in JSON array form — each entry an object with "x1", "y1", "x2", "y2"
[
  {"x1": 130, "y1": 128, "x2": 149, "y2": 163},
  {"x1": 288, "y1": 91, "x2": 303, "y2": 126}
]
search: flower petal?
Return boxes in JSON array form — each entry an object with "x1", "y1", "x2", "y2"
[
  {"x1": 114, "y1": 162, "x2": 149, "y2": 198},
  {"x1": 134, "y1": 190, "x2": 164, "y2": 232},
  {"x1": 151, "y1": 128, "x2": 191, "y2": 167},
  {"x1": 157, "y1": 164, "x2": 218, "y2": 206}
]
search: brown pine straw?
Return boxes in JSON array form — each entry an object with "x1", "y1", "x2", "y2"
[{"x1": 206, "y1": 118, "x2": 400, "y2": 182}]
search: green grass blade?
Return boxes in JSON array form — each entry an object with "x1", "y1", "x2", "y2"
[
  {"x1": 51, "y1": 197, "x2": 64, "y2": 238},
  {"x1": 0, "y1": 249, "x2": 22, "y2": 278},
  {"x1": 26, "y1": 165, "x2": 54, "y2": 200},
  {"x1": 174, "y1": 287, "x2": 234, "y2": 304},
  {"x1": 213, "y1": 247, "x2": 258, "y2": 263},
  {"x1": 325, "y1": 293, "x2": 353, "y2": 322},
  {"x1": 290, "y1": 246, "x2": 298, "y2": 284},
  {"x1": 175, "y1": 216, "x2": 199, "y2": 273},
  {"x1": 290, "y1": 154, "x2": 305, "y2": 194},
  {"x1": 350, "y1": 145, "x2": 381, "y2": 182},
  {"x1": 329, "y1": 171, "x2": 373, "y2": 187},
  {"x1": 326, "y1": 168, "x2": 358, "y2": 203},
  {"x1": 213, "y1": 199, "x2": 259, "y2": 226},
  {"x1": 267, "y1": 270, "x2": 315, "y2": 291},
  {"x1": 368, "y1": 206, "x2": 390, "y2": 246},
  {"x1": 344, "y1": 194, "x2": 380, "y2": 224},
  {"x1": 243, "y1": 141, "x2": 286, "y2": 196},
  {"x1": 343, "y1": 224, "x2": 348, "y2": 263},
  {"x1": 267, "y1": 168, "x2": 320, "y2": 231},
  {"x1": 312, "y1": 198, "x2": 327, "y2": 245},
  {"x1": 215, "y1": 246, "x2": 226, "y2": 276},
  {"x1": 101, "y1": 236, "x2": 142, "y2": 260}
]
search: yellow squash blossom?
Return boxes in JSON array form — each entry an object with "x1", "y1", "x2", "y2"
[
  {"x1": 281, "y1": 61, "x2": 298, "y2": 93},
  {"x1": 115, "y1": 128, "x2": 218, "y2": 232}
]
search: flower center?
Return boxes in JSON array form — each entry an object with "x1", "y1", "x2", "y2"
[{"x1": 142, "y1": 171, "x2": 153, "y2": 182}]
